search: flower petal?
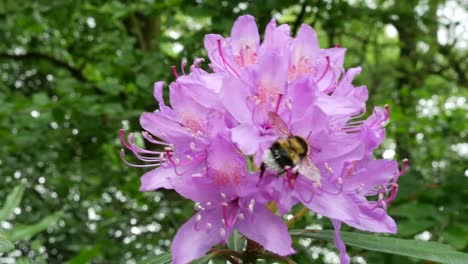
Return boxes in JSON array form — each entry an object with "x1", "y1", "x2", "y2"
[
  {"x1": 237, "y1": 205, "x2": 295, "y2": 256},
  {"x1": 343, "y1": 159, "x2": 398, "y2": 193},
  {"x1": 220, "y1": 77, "x2": 251, "y2": 124},
  {"x1": 231, "y1": 124, "x2": 276, "y2": 155},
  {"x1": 332, "y1": 219, "x2": 351, "y2": 264},
  {"x1": 172, "y1": 209, "x2": 232, "y2": 264},
  {"x1": 231, "y1": 15, "x2": 260, "y2": 67},
  {"x1": 139, "y1": 167, "x2": 174, "y2": 192}
]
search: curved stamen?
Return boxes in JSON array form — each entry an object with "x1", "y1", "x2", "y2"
[
  {"x1": 395, "y1": 159, "x2": 408, "y2": 181},
  {"x1": 120, "y1": 149, "x2": 160, "y2": 168},
  {"x1": 368, "y1": 193, "x2": 385, "y2": 211},
  {"x1": 296, "y1": 185, "x2": 313, "y2": 203},
  {"x1": 181, "y1": 60, "x2": 187, "y2": 75},
  {"x1": 384, "y1": 183, "x2": 399, "y2": 204},
  {"x1": 171, "y1": 66, "x2": 179, "y2": 78},
  {"x1": 119, "y1": 129, "x2": 132, "y2": 150},
  {"x1": 141, "y1": 131, "x2": 172, "y2": 146},
  {"x1": 319, "y1": 177, "x2": 343, "y2": 196},
  {"x1": 274, "y1": 94, "x2": 283, "y2": 114},
  {"x1": 221, "y1": 202, "x2": 230, "y2": 227},
  {"x1": 190, "y1": 58, "x2": 205, "y2": 74},
  {"x1": 317, "y1": 56, "x2": 330, "y2": 83},
  {"x1": 217, "y1": 39, "x2": 240, "y2": 78}
]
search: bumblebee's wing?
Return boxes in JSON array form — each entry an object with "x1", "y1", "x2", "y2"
[
  {"x1": 298, "y1": 158, "x2": 321, "y2": 183},
  {"x1": 268, "y1": 111, "x2": 291, "y2": 138}
]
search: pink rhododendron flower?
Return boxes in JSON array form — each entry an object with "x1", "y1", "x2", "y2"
[{"x1": 121, "y1": 14, "x2": 407, "y2": 264}]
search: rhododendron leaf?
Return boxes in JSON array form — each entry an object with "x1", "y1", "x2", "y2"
[
  {"x1": 0, "y1": 234, "x2": 14, "y2": 253},
  {"x1": 0, "y1": 185, "x2": 25, "y2": 221},
  {"x1": 8, "y1": 212, "x2": 62, "y2": 242},
  {"x1": 290, "y1": 229, "x2": 468, "y2": 264},
  {"x1": 139, "y1": 252, "x2": 171, "y2": 264}
]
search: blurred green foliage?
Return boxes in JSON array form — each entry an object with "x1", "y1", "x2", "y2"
[{"x1": 0, "y1": 0, "x2": 467, "y2": 263}]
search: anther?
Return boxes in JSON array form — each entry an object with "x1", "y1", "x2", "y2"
[
  {"x1": 286, "y1": 98, "x2": 293, "y2": 110},
  {"x1": 220, "y1": 193, "x2": 227, "y2": 199},
  {"x1": 194, "y1": 202, "x2": 203, "y2": 211},
  {"x1": 324, "y1": 163, "x2": 333, "y2": 174},
  {"x1": 196, "y1": 214, "x2": 202, "y2": 222},
  {"x1": 190, "y1": 142, "x2": 196, "y2": 150},
  {"x1": 206, "y1": 222, "x2": 212, "y2": 230},
  {"x1": 337, "y1": 177, "x2": 343, "y2": 186},
  {"x1": 356, "y1": 184, "x2": 364, "y2": 194},
  {"x1": 206, "y1": 202, "x2": 211, "y2": 207},
  {"x1": 237, "y1": 213, "x2": 245, "y2": 220},
  {"x1": 186, "y1": 155, "x2": 193, "y2": 160},
  {"x1": 248, "y1": 199, "x2": 255, "y2": 213},
  {"x1": 219, "y1": 228, "x2": 226, "y2": 238}
]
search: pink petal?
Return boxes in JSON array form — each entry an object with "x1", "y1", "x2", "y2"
[
  {"x1": 343, "y1": 159, "x2": 398, "y2": 193},
  {"x1": 332, "y1": 219, "x2": 351, "y2": 264},
  {"x1": 231, "y1": 15, "x2": 260, "y2": 67},
  {"x1": 172, "y1": 209, "x2": 232, "y2": 264},
  {"x1": 220, "y1": 77, "x2": 251, "y2": 124},
  {"x1": 236, "y1": 206, "x2": 295, "y2": 256},
  {"x1": 231, "y1": 124, "x2": 276, "y2": 155},
  {"x1": 139, "y1": 167, "x2": 174, "y2": 192}
]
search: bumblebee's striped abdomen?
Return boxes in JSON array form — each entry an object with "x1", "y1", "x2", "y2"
[
  {"x1": 289, "y1": 136, "x2": 309, "y2": 158},
  {"x1": 270, "y1": 141, "x2": 294, "y2": 168}
]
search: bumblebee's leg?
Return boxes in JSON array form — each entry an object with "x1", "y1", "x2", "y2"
[
  {"x1": 258, "y1": 163, "x2": 266, "y2": 186},
  {"x1": 284, "y1": 166, "x2": 296, "y2": 189}
]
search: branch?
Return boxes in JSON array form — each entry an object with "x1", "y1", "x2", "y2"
[
  {"x1": 0, "y1": 51, "x2": 104, "y2": 95},
  {"x1": 0, "y1": 52, "x2": 86, "y2": 81},
  {"x1": 292, "y1": 2, "x2": 307, "y2": 35}
]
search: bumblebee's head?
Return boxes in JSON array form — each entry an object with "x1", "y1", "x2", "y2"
[{"x1": 289, "y1": 136, "x2": 309, "y2": 158}]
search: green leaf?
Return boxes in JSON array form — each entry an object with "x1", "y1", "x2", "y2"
[
  {"x1": 66, "y1": 245, "x2": 101, "y2": 264},
  {"x1": 139, "y1": 252, "x2": 171, "y2": 264},
  {"x1": 0, "y1": 185, "x2": 25, "y2": 221},
  {"x1": 290, "y1": 229, "x2": 468, "y2": 264},
  {"x1": 227, "y1": 230, "x2": 245, "y2": 252},
  {"x1": 0, "y1": 234, "x2": 14, "y2": 253},
  {"x1": 8, "y1": 212, "x2": 62, "y2": 242}
]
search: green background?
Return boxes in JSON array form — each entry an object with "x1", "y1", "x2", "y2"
[{"x1": 0, "y1": 0, "x2": 467, "y2": 263}]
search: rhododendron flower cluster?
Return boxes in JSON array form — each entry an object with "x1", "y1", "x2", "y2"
[{"x1": 121, "y1": 15, "x2": 407, "y2": 264}]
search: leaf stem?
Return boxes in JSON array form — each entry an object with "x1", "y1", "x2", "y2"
[{"x1": 286, "y1": 206, "x2": 309, "y2": 226}]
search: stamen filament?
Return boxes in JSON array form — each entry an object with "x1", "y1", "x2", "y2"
[
  {"x1": 171, "y1": 66, "x2": 179, "y2": 78},
  {"x1": 217, "y1": 39, "x2": 240, "y2": 78},
  {"x1": 317, "y1": 56, "x2": 330, "y2": 83}
]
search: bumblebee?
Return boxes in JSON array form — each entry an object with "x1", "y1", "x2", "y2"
[{"x1": 260, "y1": 112, "x2": 321, "y2": 184}]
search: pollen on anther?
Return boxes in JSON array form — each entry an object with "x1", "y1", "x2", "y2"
[
  {"x1": 194, "y1": 202, "x2": 203, "y2": 211},
  {"x1": 164, "y1": 146, "x2": 172, "y2": 152},
  {"x1": 237, "y1": 213, "x2": 245, "y2": 220},
  {"x1": 220, "y1": 193, "x2": 227, "y2": 199},
  {"x1": 337, "y1": 177, "x2": 343, "y2": 185},
  {"x1": 190, "y1": 142, "x2": 196, "y2": 150},
  {"x1": 248, "y1": 199, "x2": 255, "y2": 213},
  {"x1": 219, "y1": 228, "x2": 226, "y2": 238},
  {"x1": 196, "y1": 214, "x2": 202, "y2": 222}
]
